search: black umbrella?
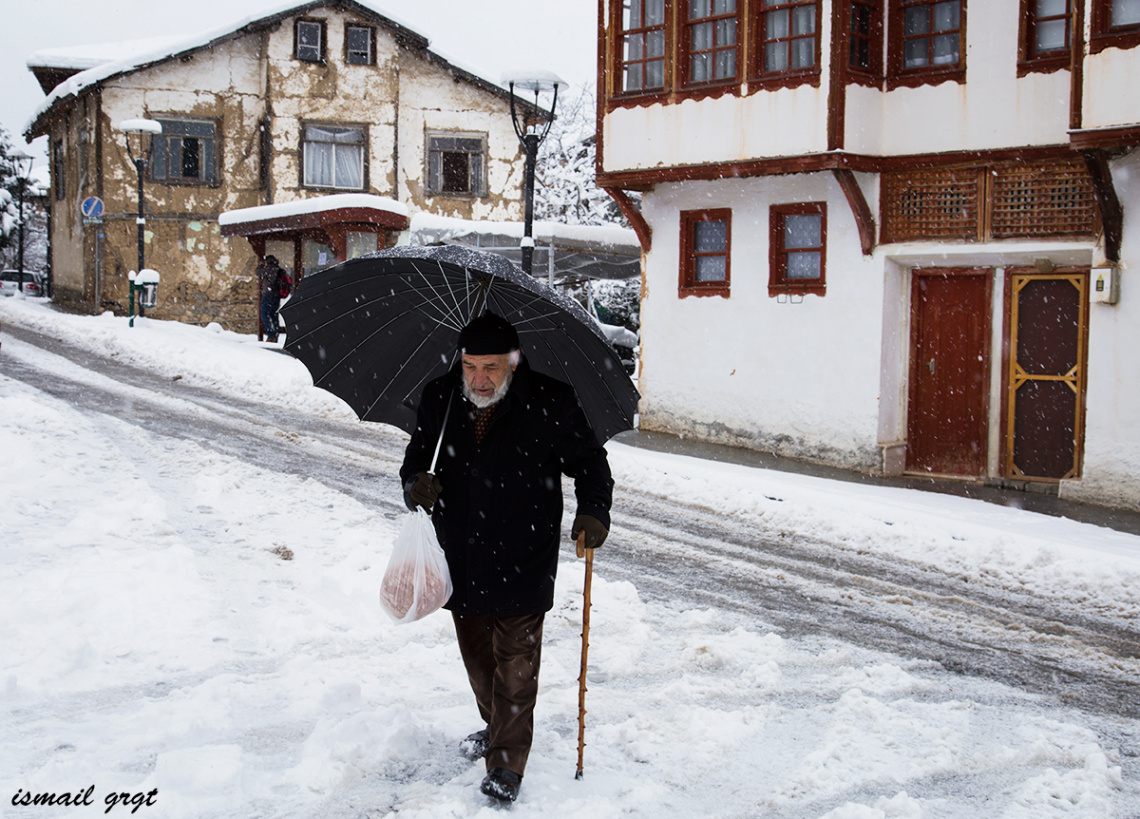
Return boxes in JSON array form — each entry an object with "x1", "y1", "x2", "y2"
[{"x1": 279, "y1": 245, "x2": 639, "y2": 443}]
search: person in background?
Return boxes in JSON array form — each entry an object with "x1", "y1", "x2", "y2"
[{"x1": 256, "y1": 255, "x2": 289, "y2": 343}]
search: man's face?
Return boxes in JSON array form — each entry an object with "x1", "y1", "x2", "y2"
[{"x1": 462, "y1": 353, "x2": 516, "y2": 403}]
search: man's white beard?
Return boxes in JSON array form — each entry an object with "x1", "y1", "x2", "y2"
[{"x1": 463, "y1": 370, "x2": 513, "y2": 409}]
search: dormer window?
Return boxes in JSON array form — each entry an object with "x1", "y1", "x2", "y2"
[
  {"x1": 346, "y1": 24, "x2": 375, "y2": 65},
  {"x1": 295, "y1": 19, "x2": 326, "y2": 63}
]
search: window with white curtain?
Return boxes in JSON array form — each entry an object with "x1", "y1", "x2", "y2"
[{"x1": 302, "y1": 125, "x2": 365, "y2": 190}]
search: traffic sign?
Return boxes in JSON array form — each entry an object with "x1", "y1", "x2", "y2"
[{"x1": 80, "y1": 196, "x2": 105, "y2": 219}]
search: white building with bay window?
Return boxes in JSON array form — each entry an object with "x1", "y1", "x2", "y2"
[{"x1": 598, "y1": 0, "x2": 1140, "y2": 511}]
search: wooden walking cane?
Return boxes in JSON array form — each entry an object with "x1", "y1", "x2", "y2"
[{"x1": 575, "y1": 531, "x2": 594, "y2": 780}]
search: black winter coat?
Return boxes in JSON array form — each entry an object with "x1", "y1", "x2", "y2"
[{"x1": 399, "y1": 358, "x2": 613, "y2": 616}]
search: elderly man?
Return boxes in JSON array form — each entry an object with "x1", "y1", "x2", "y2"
[{"x1": 399, "y1": 312, "x2": 613, "y2": 803}]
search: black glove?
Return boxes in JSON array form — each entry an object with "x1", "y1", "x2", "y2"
[
  {"x1": 571, "y1": 514, "x2": 608, "y2": 550},
  {"x1": 408, "y1": 472, "x2": 442, "y2": 513}
]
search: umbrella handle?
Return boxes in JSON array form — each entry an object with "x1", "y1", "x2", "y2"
[
  {"x1": 576, "y1": 531, "x2": 593, "y2": 780},
  {"x1": 428, "y1": 390, "x2": 455, "y2": 474}
]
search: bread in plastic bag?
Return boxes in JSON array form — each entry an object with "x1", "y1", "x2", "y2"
[{"x1": 380, "y1": 507, "x2": 453, "y2": 624}]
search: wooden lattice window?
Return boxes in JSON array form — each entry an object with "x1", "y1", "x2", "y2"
[
  {"x1": 991, "y1": 160, "x2": 1098, "y2": 238},
  {"x1": 880, "y1": 167, "x2": 981, "y2": 242},
  {"x1": 882, "y1": 159, "x2": 1098, "y2": 243}
]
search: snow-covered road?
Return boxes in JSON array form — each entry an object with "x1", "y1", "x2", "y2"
[{"x1": 3, "y1": 299, "x2": 1139, "y2": 818}]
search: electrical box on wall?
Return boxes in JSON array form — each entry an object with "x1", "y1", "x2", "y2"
[{"x1": 1091, "y1": 266, "x2": 1120, "y2": 304}]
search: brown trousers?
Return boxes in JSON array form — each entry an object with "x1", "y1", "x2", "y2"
[{"x1": 452, "y1": 612, "x2": 545, "y2": 777}]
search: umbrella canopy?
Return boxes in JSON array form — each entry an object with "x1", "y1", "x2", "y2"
[{"x1": 280, "y1": 245, "x2": 639, "y2": 443}]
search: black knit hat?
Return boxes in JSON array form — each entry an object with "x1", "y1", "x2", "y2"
[{"x1": 458, "y1": 312, "x2": 519, "y2": 355}]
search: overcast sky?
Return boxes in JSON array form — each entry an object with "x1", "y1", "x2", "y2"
[{"x1": 2, "y1": 0, "x2": 598, "y2": 167}]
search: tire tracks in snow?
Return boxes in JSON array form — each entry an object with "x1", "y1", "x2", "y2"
[
  {"x1": 606, "y1": 492, "x2": 1140, "y2": 720},
  {"x1": 6, "y1": 322, "x2": 1140, "y2": 723}
]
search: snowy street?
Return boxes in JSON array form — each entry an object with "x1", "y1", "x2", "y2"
[{"x1": 3, "y1": 297, "x2": 1140, "y2": 818}]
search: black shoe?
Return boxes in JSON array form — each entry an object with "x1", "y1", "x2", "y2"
[
  {"x1": 481, "y1": 767, "x2": 522, "y2": 802},
  {"x1": 460, "y1": 729, "x2": 489, "y2": 760}
]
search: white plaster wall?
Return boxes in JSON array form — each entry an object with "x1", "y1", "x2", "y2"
[
  {"x1": 1083, "y1": 45, "x2": 1140, "y2": 130},
  {"x1": 398, "y1": 59, "x2": 523, "y2": 220},
  {"x1": 875, "y1": 68, "x2": 1070, "y2": 155},
  {"x1": 1061, "y1": 152, "x2": 1140, "y2": 510},
  {"x1": 604, "y1": 85, "x2": 830, "y2": 171},
  {"x1": 638, "y1": 173, "x2": 884, "y2": 468}
]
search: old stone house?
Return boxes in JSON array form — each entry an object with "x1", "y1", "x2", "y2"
[{"x1": 25, "y1": 0, "x2": 539, "y2": 329}]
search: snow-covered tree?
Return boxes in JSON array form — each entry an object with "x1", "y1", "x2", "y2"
[
  {"x1": 535, "y1": 85, "x2": 642, "y2": 338},
  {"x1": 535, "y1": 84, "x2": 637, "y2": 227},
  {"x1": 0, "y1": 127, "x2": 21, "y2": 259},
  {"x1": 0, "y1": 127, "x2": 48, "y2": 275}
]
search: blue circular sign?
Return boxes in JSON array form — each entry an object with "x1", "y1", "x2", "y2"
[{"x1": 81, "y1": 196, "x2": 105, "y2": 219}]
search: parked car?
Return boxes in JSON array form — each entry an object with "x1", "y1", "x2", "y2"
[{"x1": 0, "y1": 269, "x2": 44, "y2": 297}]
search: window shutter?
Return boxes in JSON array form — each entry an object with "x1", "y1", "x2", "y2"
[{"x1": 428, "y1": 148, "x2": 441, "y2": 193}]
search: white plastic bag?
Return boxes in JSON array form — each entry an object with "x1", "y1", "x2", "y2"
[{"x1": 379, "y1": 508, "x2": 453, "y2": 624}]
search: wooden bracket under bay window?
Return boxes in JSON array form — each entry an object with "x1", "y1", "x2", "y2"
[
  {"x1": 1082, "y1": 150, "x2": 1123, "y2": 263},
  {"x1": 832, "y1": 169, "x2": 875, "y2": 256},
  {"x1": 603, "y1": 187, "x2": 652, "y2": 253}
]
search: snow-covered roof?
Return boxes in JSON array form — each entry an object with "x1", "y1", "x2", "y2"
[
  {"x1": 26, "y1": 36, "x2": 189, "y2": 72},
  {"x1": 219, "y1": 194, "x2": 409, "y2": 227},
  {"x1": 24, "y1": 0, "x2": 532, "y2": 140},
  {"x1": 410, "y1": 213, "x2": 640, "y2": 254},
  {"x1": 407, "y1": 213, "x2": 641, "y2": 281}
]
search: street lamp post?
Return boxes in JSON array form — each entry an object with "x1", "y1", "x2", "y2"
[
  {"x1": 504, "y1": 73, "x2": 566, "y2": 277},
  {"x1": 117, "y1": 119, "x2": 162, "y2": 325},
  {"x1": 10, "y1": 149, "x2": 34, "y2": 293}
]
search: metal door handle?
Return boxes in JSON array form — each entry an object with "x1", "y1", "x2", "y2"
[{"x1": 928, "y1": 358, "x2": 935, "y2": 374}]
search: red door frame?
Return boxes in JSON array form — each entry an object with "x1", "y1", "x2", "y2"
[{"x1": 906, "y1": 267, "x2": 993, "y2": 477}]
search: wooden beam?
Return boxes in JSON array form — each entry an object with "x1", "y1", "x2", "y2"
[
  {"x1": 1070, "y1": 0, "x2": 1086, "y2": 132},
  {"x1": 827, "y1": 0, "x2": 846, "y2": 152},
  {"x1": 603, "y1": 187, "x2": 652, "y2": 253},
  {"x1": 832, "y1": 168, "x2": 876, "y2": 256},
  {"x1": 1082, "y1": 149, "x2": 1123, "y2": 262}
]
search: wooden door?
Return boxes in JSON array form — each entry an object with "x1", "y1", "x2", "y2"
[
  {"x1": 907, "y1": 269, "x2": 992, "y2": 476},
  {"x1": 1005, "y1": 271, "x2": 1088, "y2": 480}
]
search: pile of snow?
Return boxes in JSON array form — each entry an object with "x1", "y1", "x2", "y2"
[{"x1": 1, "y1": 297, "x2": 1137, "y2": 818}]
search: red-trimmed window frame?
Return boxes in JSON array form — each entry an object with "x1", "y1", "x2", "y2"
[
  {"x1": 614, "y1": 0, "x2": 673, "y2": 99},
  {"x1": 1019, "y1": 0, "x2": 1071, "y2": 75},
  {"x1": 847, "y1": 0, "x2": 885, "y2": 85},
  {"x1": 1090, "y1": 0, "x2": 1140, "y2": 54},
  {"x1": 679, "y1": 0, "x2": 743, "y2": 97},
  {"x1": 886, "y1": 0, "x2": 967, "y2": 90},
  {"x1": 680, "y1": 208, "x2": 732, "y2": 298},
  {"x1": 749, "y1": 0, "x2": 823, "y2": 89},
  {"x1": 769, "y1": 202, "x2": 827, "y2": 297}
]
